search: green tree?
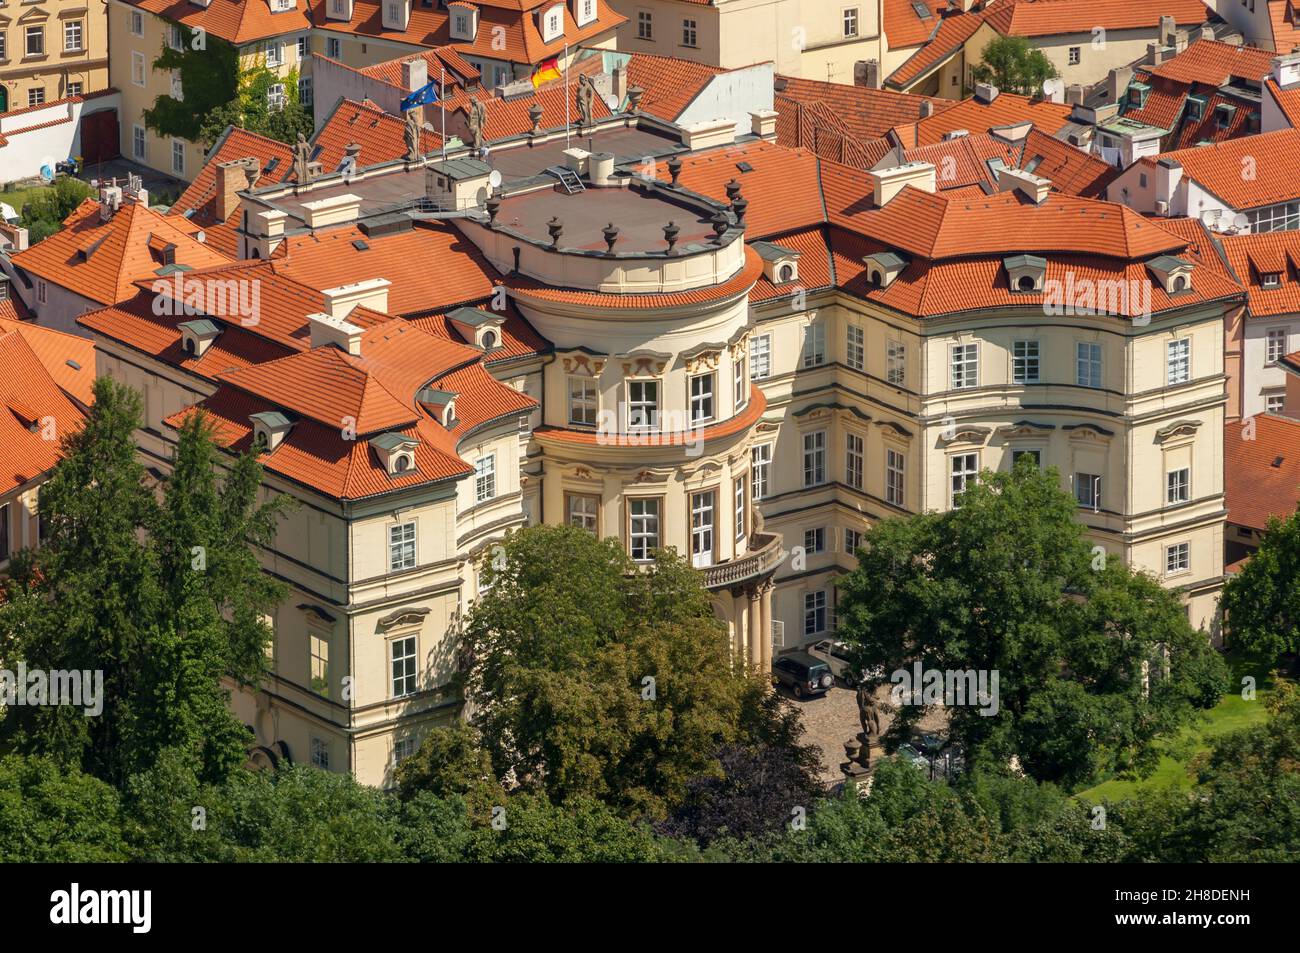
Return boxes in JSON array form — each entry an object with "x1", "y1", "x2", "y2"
[
  {"x1": 393, "y1": 722, "x2": 504, "y2": 819},
  {"x1": 970, "y1": 36, "x2": 1058, "y2": 97},
  {"x1": 0, "y1": 755, "x2": 128, "y2": 862},
  {"x1": 1220, "y1": 509, "x2": 1300, "y2": 662},
  {"x1": 835, "y1": 460, "x2": 1227, "y2": 789},
  {"x1": 144, "y1": 29, "x2": 240, "y2": 144},
  {"x1": 463, "y1": 524, "x2": 817, "y2": 820}
]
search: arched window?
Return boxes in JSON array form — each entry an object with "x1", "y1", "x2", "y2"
[
  {"x1": 1018, "y1": 275, "x2": 1037, "y2": 292},
  {"x1": 777, "y1": 263, "x2": 795, "y2": 283},
  {"x1": 1172, "y1": 275, "x2": 1187, "y2": 292},
  {"x1": 869, "y1": 269, "x2": 883, "y2": 288},
  {"x1": 481, "y1": 329, "x2": 498, "y2": 350}
]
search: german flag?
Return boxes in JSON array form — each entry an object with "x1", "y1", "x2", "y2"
[{"x1": 531, "y1": 56, "x2": 561, "y2": 90}]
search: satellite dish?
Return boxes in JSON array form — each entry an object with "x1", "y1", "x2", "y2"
[
  {"x1": 488, "y1": 169, "x2": 502, "y2": 189},
  {"x1": 1232, "y1": 212, "x2": 1250, "y2": 230},
  {"x1": 602, "y1": 92, "x2": 619, "y2": 111},
  {"x1": 1042, "y1": 77, "x2": 1065, "y2": 101},
  {"x1": 1200, "y1": 209, "x2": 1219, "y2": 226}
]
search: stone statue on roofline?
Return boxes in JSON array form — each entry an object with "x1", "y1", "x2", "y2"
[
  {"x1": 466, "y1": 98, "x2": 488, "y2": 153},
  {"x1": 576, "y1": 73, "x2": 595, "y2": 128},
  {"x1": 404, "y1": 107, "x2": 422, "y2": 162},
  {"x1": 292, "y1": 132, "x2": 312, "y2": 185}
]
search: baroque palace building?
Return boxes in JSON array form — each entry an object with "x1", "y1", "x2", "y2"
[{"x1": 64, "y1": 68, "x2": 1239, "y2": 784}]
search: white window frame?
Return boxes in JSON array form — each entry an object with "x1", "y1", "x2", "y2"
[
  {"x1": 390, "y1": 635, "x2": 418, "y2": 697},
  {"x1": 734, "y1": 477, "x2": 746, "y2": 544},
  {"x1": 171, "y1": 139, "x2": 186, "y2": 176},
  {"x1": 311, "y1": 736, "x2": 330, "y2": 769},
  {"x1": 950, "y1": 343, "x2": 978, "y2": 389},
  {"x1": 388, "y1": 521, "x2": 417, "y2": 572},
  {"x1": 887, "y1": 340, "x2": 905, "y2": 386},
  {"x1": 681, "y1": 17, "x2": 697, "y2": 47},
  {"x1": 474, "y1": 454, "x2": 496, "y2": 503},
  {"x1": 1266, "y1": 327, "x2": 1289, "y2": 365},
  {"x1": 1076, "y1": 341, "x2": 1102, "y2": 389},
  {"x1": 1165, "y1": 542, "x2": 1190, "y2": 575},
  {"x1": 132, "y1": 125, "x2": 147, "y2": 160},
  {"x1": 568, "y1": 375, "x2": 598, "y2": 426},
  {"x1": 843, "y1": 7, "x2": 859, "y2": 38},
  {"x1": 25, "y1": 25, "x2": 43, "y2": 57},
  {"x1": 846, "y1": 324, "x2": 865, "y2": 371},
  {"x1": 1266, "y1": 392, "x2": 1286, "y2": 414},
  {"x1": 1075, "y1": 472, "x2": 1102, "y2": 510},
  {"x1": 845, "y1": 432, "x2": 864, "y2": 489},
  {"x1": 803, "y1": 430, "x2": 827, "y2": 487},
  {"x1": 1166, "y1": 467, "x2": 1190, "y2": 505},
  {"x1": 689, "y1": 372, "x2": 715, "y2": 425},
  {"x1": 951, "y1": 453, "x2": 978, "y2": 507},
  {"x1": 567, "y1": 493, "x2": 599, "y2": 533},
  {"x1": 326, "y1": 36, "x2": 341, "y2": 59},
  {"x1": 802, "y1": 322, "x2": 825, "y2": 368},
  {"x1": 637, "y1": 9, "x2": 653, "y2": 40},
  {"x1": 1013, "y1": 340, "x2": 1040, "y2": 384},
  {"x1": 804, "y1": 527, "x2": 825, "y2": 554},
  {"x1": 1166, "y1": 338, "x2": 1190, "y2": 385},
  {"x1": 733, "y1": 354, "x2": 747, "y2": 409},
  {"x1": 627, "y1": 379, "x2": 659, "y2": 431},
  {"x1": 690, "y1": 490, "x2": 716, "y2": 568},
  {"x1": 629, "y1": 497, "x2": 660, "y2": 562},
  {"x1": 132, "y1": 51, "x2": 146, "y2": 87},
  {"x1": 750, "y1": 333, "x2": 771, "y2": 379},
  {"x1": 886, "y1": 448, "x2": 905, "y2": 507},
  {"x1": 64, "y1": 20, "x2": 83, "y2": 53},
  {"x1": 130, "y1": 11, "x2": 144, "y2": 36},
  {"x1": 804, "y1": 590, "x2": 827, "y2": 637},
  {"x1": 752, "y1": 443, "x2": 771, "y2": 500}
]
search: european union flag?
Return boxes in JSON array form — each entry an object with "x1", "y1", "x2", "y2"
[{"x1": 401, "y1": 81, "x2": 440, "y2": 112}]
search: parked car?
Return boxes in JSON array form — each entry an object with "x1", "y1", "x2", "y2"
[
  {"x1": 771, "y1": 652, "x2": 834, "y2": 698},
  {"x1": 806, "y1": 639, "x2": 865, "y2": 685}
]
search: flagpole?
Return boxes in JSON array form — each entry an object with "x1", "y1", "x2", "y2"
[
  {"x1": 441, "y1": 66, "x2": 446, "y2": 160},
  {"x1": 564, "y1": 43, "x2": 570, "y2": 148}
]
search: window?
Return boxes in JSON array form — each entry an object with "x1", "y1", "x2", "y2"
[
  {"x1": 950, "y1": 343, "x2": 978, "y2": 389},
  {"x1": 27, "y1": 88, "x2": 44, "y2": 107},
  {"x1": 1165, "y1": 542, "x2": 1190, "y2": 575},
  {"x1": 267, "y1": 82, "x2": 285, "y2": 111},
  {"x1": 1069, "y1": 472, "x2": 1100, "y2": 511},
  {"x1": 310, "y1": 633, "x2": 329, "y2": 697},
  {"x1": 297, "y1": 34, "x2": 309, "y2": 58},
  {"x1": 25, "y1": 25, "x2": 43, "y2": 57},
  {"x1": 132, "y1": 51, "x2": 145, "y2": 86},
  {"x1": 951, "y1": 453, "x2": 978, "y2": 506},
  {"x1": 474, "y1": 454, "x2": 496, "y2": 502},
  {"x1": 1167, "y1": 338, "x2": 1190, "y2": 385},
  {"x1": 393, "y1": 737, "x2": 418, "y2": 766},
  {"x1": 1166, "y1": 467, "x2": 1190, "y2": 504},
  {"x1": 132, "y1": 125, "x2": 146, "y2": 160},
  {"x1": 690, "y1": 490, "x2": 716, "y2": 567},
  {"x1": 568, "y1": 493, "x2": 599, "y2": 533},
  {"x1": 172, "y1": 140, "x2": 185, "y2": 176},
  {"x1": 845, "y1": 432, "x2": 864, "y2": 489},
  {"x1": 1076, "y1": 341, "x2": 1102, "y2": 388},
  {"x1": 169, "y1": 25, "x2": 183, "y2": 51},
  {"x1": 887, "y1": 340, "x2": 906, "y2": 386},
  {"x1": 131, "y1": 11, "x2": 144, "y2": 36},
  {"x1": 847, "y1": 324, "x2": 865, "y2": 371},
  {"x1": 37, "y1": 280, "x2": 47, "y2": 305},
  {"x1": 64, "y1": 20, "x2": 82, "y2": 53},
  {"x1": 568, "y1": 376, "x2": 598, "y2": 426},
  {"x1": 802, "y1": 322, "x2": 825, "y2": 367},
  {"x1": 546, "y1": 8, "x2": 563, "y2": 38},
  {"x1": 266, "y1": 41, "x2": 283, "y2": 67},
  {"x1": 1068, "y1": 46, "x2": 1081, "y2": 65},
  {"x1": 1267, "y1": 392, "x2": 1286, "y2": 414},
  {"x1": 67, "y1": 82, "x2": 82, "y2": 97},
  {"x1": 751, "y1": 444, "x2": 771, "y2": 500},
  {"x1": 843, "y1": 7, "x2": 859, "y2": 37},
  {"x1": 389, "y1": 521, "x2": 417, "y2": 572},
  {"x1": 886, "y1": 448, "x2": 905, "y2": 507},
  {"x1": 0, "y1": 35, "x2": 6, "y2": 61},
  {"x1": 750, "y1": 334, "x2": 771, "y2": 379},
  {"x1": 637, "y1": 10, "x2": 653, "y2": 40},
  {"x1": 844, "y1": 528, "x2": 861, "y2": 554},
  {"x1": 326, "y1": 37, "x2": 341, "y2": 59},
  {"x1": 682, "y1": 18, "x2": 697, "y2": 47},
  {"x1": 689, "y1": 372, "x2": 715, "y2": 424},
  {"x1": 734, "y1": 478, "x2": 746, "y2": 543},
  {"x1": 311, "y1": 737, "x2": 330, "y2": 769},
  {"x1": 298, "y1": 75, "x2": 313, "y2": 106},
  {"x1": 803, "y1": 527, "x2": 826, "y2": 554},
  {"x1": 733, "y1": 355, "x2": 747, "y2": 409},
  {"x1": 390, "y1": 636, "x2": 417, "y2": 697},
  {"x1": 1013, "y1": 340, "x2": 1040, "y2": 384},
  {"x1": 629, "y1": 498, "x2": 660, "y2": 561},
  {"x1": 804, "y1": 591, "x2": 827, "y2": 637},
  {"x1": 1247, "y1": 200, "x2": 1300, "y2": 233},
  {"x1": 628, "y1": 380, "x2": 659, "y2": 430},
  {"x1": 1267, "y1": 328, "x2": 1289, "y2": 365},
  {"x1": 803, "y1": 430, "x2": 826, "y2": 487}
]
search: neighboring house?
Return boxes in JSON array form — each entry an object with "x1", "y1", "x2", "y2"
[
  {"x1": 109, "y1": 0, "x2": 314, "y2": 181},
  {"x1": 883, "y1": 1, "x2": 988, "y2": 97},
  {"x1": 1262, "y1": 49, "x2": 1300, "y2": 129},
  {"x1": 890, "y1": 83, "x2": 1073, "y2": 146},
  {"x1": 1223, "y1": 411, "x2": 1300, "y2": 569},
  {"x1": 1105, "y1": 127, "x2": 1300, "y2": 231},
  {"x1": 0, "y1": 298, "x2": 93, "y2": 578},
  {"x1": 0, "y1": 90, "x2": 123, "y2": 185},
  {"x1": 6, "y1": 183, "x2": 229, "y2": 335},
  {"x1": 1212, "y1": 0, "x2": 1300, "y2": 52},
  {"x1": 1119, "y1": 39, "x2": 1274, "y2": 150},
  {"x1": 310, "y1": 44, "x2": 482, "y2": 120},
  {"x1": 1220, "y1": 230, "x2": 1300, "y2": 417},
  {"x1": 0, "y1": 0, "x2": 109, "y2": 113}
]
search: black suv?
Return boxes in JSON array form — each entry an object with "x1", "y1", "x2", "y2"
[{"x1": 771, "y1": 652, "x2": 834, "y2": 698}]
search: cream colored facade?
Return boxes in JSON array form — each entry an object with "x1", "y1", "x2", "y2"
[
  {"x1": 610, "y1": 0, "x2": 885, "y2": 83},
  {"x1": 0, "y1": 0, "x2": 108, "y2": 112},
  {"x1": 107, "y1": 0, "x2": 308, "y2": 181}
]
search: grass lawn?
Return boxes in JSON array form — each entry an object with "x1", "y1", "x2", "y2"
[
  {"x1": 0, "y1": 182, "x2": 55, "y2": 218},
  {"x1": 1075, "y1": 660, "x2": 1283, "y2": 803}
]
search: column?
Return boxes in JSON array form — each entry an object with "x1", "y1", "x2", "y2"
[
  {"x1": 759, "y1": 581, "x2": 773, "y2": 674},
  {"x1": 747, "y1": 586, "x2": 762, "y2": 670}
]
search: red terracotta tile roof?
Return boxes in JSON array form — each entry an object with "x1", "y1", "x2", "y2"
[
  {"x1": 357, "y1": 45, "x2": 482, "y2": 89},
  {"x1": 311, "y1": 98, "x2": 444, "y2": 172},
  {"x1": 1225, "y1": 413, "x2": 1300, "y2": 531},
  {"x1": 1220, "y1": 230, "x2": 1300, "y2": 316},
  {"x1": 896, "y1": 92, "x2": 1072, "y2": 146},
  {"x1": 774, "y1": 75, "x2": 953, "y2": 142},
  {"x1": 1149, "y1": 128, "x2": 1300, "y2": 209},
  {"x1": 0, "y1": 315, "x2": 96, "y2": 407},
  {"x1": 12, "y1": 199, "x2": 231, "y2": 305},
  {"x1": 748, "y1": 228, "x2": 835, "y2": 302},
  {"x1": 624, "y1": 53, "x2": 725, "y2": 122},
  {"x1": 887, "y1": 7, "x2": 988, "y2": 90},
  {"x1": 0, "y1": 330, "x2": 87, "y2": 496},
  {"x1": 310, "y1": 0, "x2": 625, "y2": 65},
  {"x1": 984, "y1": 0, "x2": 1212, "y2": 37},
  {"x1": 123, "y1": 0, "x2": 311, "y2": 45},
  {"x1": 902, "y1": 132, "x2": 1022, "y2": 192},
  {"x1": 436, "y1": 79, "x2": 613, "y2": 141},
  {"x1": 1266, "y1": 77, "x2": 1300, "y2": 128},
  {"x1": 1147, "y1": 39, "x2": 1275, "y2": 85},
  {"x1": 1269, "y1": 0, "x2": 1300, "y2": 54},
  {"x1": 167, "y1": 127, "x2": 296, "y2": 258},
  {"x1": 1020, "y1": 128, "x2": 1118, "y2": 198},
  {"x1": 883, "y1": 0, "x2": 949, "y2": 50}
]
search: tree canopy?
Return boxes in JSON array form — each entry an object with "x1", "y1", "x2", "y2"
[{"x1": 970, "y1": 36, "x2": 1059, "y2": 97}]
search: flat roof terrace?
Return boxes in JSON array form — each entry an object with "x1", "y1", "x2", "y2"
[
  {"x1": 487, "y1": 126, "x2": 683, "y2": 181},
  {"x1": 493, "y1": 183, "x2": 721, "y2": 254}
]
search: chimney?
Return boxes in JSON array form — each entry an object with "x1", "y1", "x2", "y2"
[
  {"x1": 215, "y1": 157, "x2": 256, "y2": 222},
  {"x1": 1155, "y1": 157, "x2": 1183, "y2": 207},
  {"x1": 308, "y1": 312, "x2": 365, "y2": 355},
  {"x1": 854, "y1": 59, "x2": 881, "y2": 89},
  {"x1": 1108, "y1": 67, "x2": 1134, "y2": 104},
  {"x1": 1159, "y1": 15, "x2": 1176, "y2": 49},
  {"x1": 1066, "y1": 84, "x2": 1085, "y2": 106},
  {"x1": 870, "y1": 162, "x2": 937, "y2": 206},
  {"x1": 750, "y1": 108, "x2": 778, "y2": 141},
  {"x1": 974, "y1": 83, "x2": 999, "y2": 104},
  {"x1": 247, "y1": 208, "x2": 286, "y2": 259},
  {"x1": 943, "y1": 129, "x2": 969, "y2": 140},
  {"x1": 1198, "y1": 24, "x2": 1217, "y2": 43},
  {"x1": 1175, "y1": 28, "x2": 1188, "y2": 54},
  {"x1": 997, "y1": 166, "x2": 1051, "y2": 205},
  {"x1": 611, "y1": 65, "x2": 628, "y2": 103},
  {"x1": 98, "y1": 183, "x2": 123, "y2": 221},
  {"x1": 919, "y1": 100, "x2": 934, "y2": 118},
  {"x1": 401, "y1": 57, "x2": 428, "y2": 93},
  {"x1": 301, "y1": 192, "x2": 363, "y2": 228},
  {"x1": 1274, "y1": 51, "x2": 1300, "y2": 89},
  {"x1": 322, "y1": 277, "x2": 391, "y2": 318},
  {"x1": 1147, "y1": 42, "x2": 1170, "y2": 66}
]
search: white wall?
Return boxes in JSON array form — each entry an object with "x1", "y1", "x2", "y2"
[
  {"x1": 674, "y1": 62, "x2": 775, "y2": 137},
  {"x1": 0, "y1": 93, "x2": 122, "y2": 186}
]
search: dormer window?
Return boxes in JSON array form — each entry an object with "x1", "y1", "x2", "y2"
[
  {"x1": 382, "y1": 0, "x2": 410, "y2": 31},
  {"x1": 572, "y1": 0, "x2": 596, "y2": 26},
  {"x1": 541, "y1": 3, "x2": 565, "y2": 42},
  {"x1": 1127, "y1": 83, "x2": 1149, "y2": 109},
  {"x1": 449, "y1": 3, "x2": 479, "y2": 40},
  {"x1": 417, "y1": 387, "x2": 459, "y2": 429},
  {"x1": 862, "y1": 250, "x2": 907, "y2": 289},
  {"x1": 752, "y1": 241, "x2": 800, "y2": 285},
  {"x1": 369, "y1": 432, "x2": 420, "y2": 476},
  {"x1": 1004, "y1": 254, "x2": 1047, "y2": 293},
  {"x1": 178, "y1": 319, "x2": 220, "y2": 358},
  {"x1": 1147, "y1": 255, "x2": 1195, "y2": 295},
  {"x1": 249, "y1": 411, "x2": 293, "y2": 453},
  {"x1": 1262, "y1": 272, "x2": 1282, "y2": 288},
  {"x1": 1186, "y1": 95, "x2": 1206, "y2": 122},
  {"x1": 1215, "y1": 103, "x2": 1236, "y2": 131},
  {"x1": 270, "y1": 0, "x2": 294, "y2": 11},
  {"x1": 447, "y1": 306, "x2": 504, "y2": 352}
]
